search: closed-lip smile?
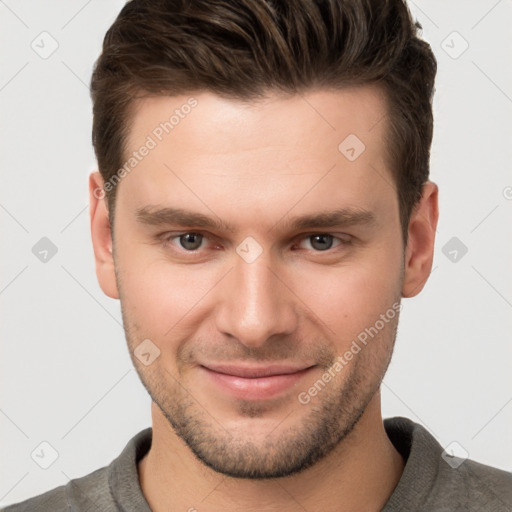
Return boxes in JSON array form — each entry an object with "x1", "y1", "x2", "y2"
[{"x1": 199, "y1": 363, "x2": 316, "y2": 400}]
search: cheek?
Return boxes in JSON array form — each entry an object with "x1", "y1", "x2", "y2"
[
  {"x1": 115, "y1": 237, "x2": 222, "y2": 335},
  {"x1": 289, "y1": 247, "x2": 402, "y2": 340}
]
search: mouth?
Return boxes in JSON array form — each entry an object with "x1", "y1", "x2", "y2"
[{"x1": 199, "y1": 363, "x2": 316, "y2": 400}]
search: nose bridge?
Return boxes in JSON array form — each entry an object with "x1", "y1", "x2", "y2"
[{"x1": 215, "y1": 247, "x2": 297, "y2": 347}]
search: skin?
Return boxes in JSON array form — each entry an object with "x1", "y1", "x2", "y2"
[{"x1": 89, "y1": 86, "x2": 438, "y2": 511}]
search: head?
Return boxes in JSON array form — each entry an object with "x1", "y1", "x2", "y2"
[{"x1": 89, "y1": 0, "x2": 438, "y2": 479}]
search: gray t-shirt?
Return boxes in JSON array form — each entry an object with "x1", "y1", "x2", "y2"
[{"x1": 3, "y1": 416, "x2": 511, "y2": 511}]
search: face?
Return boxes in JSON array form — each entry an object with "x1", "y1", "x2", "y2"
[{"x1": 90, "y1": 86, "x2": 434, "y2": 479}]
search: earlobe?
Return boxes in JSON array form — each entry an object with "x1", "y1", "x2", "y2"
[
  {"x1": 89, "y1": 171, "x2": 119, "y2": 299},
  {"x1": 401, "y1": 181, "x2": 439, "y2": 298}
]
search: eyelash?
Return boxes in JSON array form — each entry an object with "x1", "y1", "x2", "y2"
[{"x1": 159, "y1": 231, "x2": 352, "y2": 254}]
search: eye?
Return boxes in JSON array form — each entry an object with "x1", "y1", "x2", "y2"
[
  {"x1": 163, "y1": 232, "x2": 205, "y2": 251},
  {"x1": 159, "y1": 231, "x2": 351, "y2": 255},
  {"x1": 297, "y1": 234, "x2": 350, "y2": 251}
]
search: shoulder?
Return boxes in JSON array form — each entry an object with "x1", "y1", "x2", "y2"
[
  {"x1": 1, "y1": 484, "x2": 69, "y2": 512},
  {"x1": 384, "y1": 416, "x2": 512, "y2": 511},
  {"x1": 1, "y1": 466, "x2": 113, "y2": 512},
  {"x1": 2, "y1": 428, "x2": 152, "y2": 512},
  {"x1": 431, "y1": 457, "x2": 512, "y2": 511},
  {"x1": 2, "y1": 485, "x2": 70, "y2": 512}
]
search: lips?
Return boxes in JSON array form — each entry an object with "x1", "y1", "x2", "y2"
[
  {"x1": 199, "y1": 363, "x2": 316, "y2": 400},
  {"x1": 202, "y1": 363, "x2": 312, "y2": 378}
]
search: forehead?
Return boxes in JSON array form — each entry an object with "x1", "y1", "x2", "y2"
[
  {"x1": 127, "y1": 86, "x2": 389, "y2": 156},
  {"x1": 116, "y1": 86, "x2": 396, "y2": 231}
]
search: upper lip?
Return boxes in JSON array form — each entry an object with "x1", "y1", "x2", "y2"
[{"x1": 201, "y1": 363, "x2": 314, "y2": 378}]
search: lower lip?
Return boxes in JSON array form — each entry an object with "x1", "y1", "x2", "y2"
[{"x1": 200, "y1": 366, "x2": 315, "y2": 401}]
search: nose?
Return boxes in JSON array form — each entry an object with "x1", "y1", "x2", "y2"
[{"x1": 214, "y1": 249, "x2": 298, "y2": 348}]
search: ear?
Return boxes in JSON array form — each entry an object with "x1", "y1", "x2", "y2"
[
  {"x1": 89, "y1": 171, "x2": 119, "y2": 299},
  {"x1": 401, "y1": 181, "x2": 439, "y2": 298}
]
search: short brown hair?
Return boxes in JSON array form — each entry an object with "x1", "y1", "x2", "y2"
[{"x1": 90, "y1": 0, "x2": 437, "y2": 244}]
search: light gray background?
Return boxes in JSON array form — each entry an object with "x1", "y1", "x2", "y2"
[{"x1": 1, "y1": 0, "x2": 511, "y2": 507}]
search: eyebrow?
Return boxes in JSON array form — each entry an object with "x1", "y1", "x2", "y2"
[{"x1": 135, "y1": 205, "x2": 376, "y2": 233}]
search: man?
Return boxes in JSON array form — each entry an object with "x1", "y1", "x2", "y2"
[{"x1": 4, "y1": 0, "x2": 511, "y2": 510}]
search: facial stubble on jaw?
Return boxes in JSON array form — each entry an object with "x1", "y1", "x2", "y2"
[{"x1": 141, "y1": 351, "x2": 390, "y2": 479}]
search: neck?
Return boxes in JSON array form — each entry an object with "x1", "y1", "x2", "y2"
[{"x1": 138, "y1": 391, "x2": 404, "y2": 512}]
